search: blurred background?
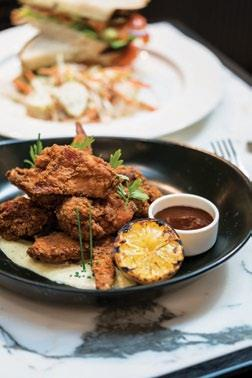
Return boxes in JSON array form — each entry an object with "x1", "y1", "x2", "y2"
[{"x1": 0, "y1": 0, "x2": 251, "y2": 74}]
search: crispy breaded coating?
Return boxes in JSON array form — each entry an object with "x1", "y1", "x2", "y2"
[
  {"x1": 93, "y1": 237, "x2": 115, "y2": 290},
  {"x1": 134, "y1": 180, "x2": 162, "y2": 217},
  {"x1": 57, "y1": 197, "x2": 105, "y2": 240},
  {"x1": 56, "y1": 193, "x2": 136, "y2": 241},
  {"x1": 27, "y1": 232, "x2": 89, "y2": 263},
  {"x1": 6, "y1": 144, "x2": 116, "y2": 201},
  {"x1": 115, "y1": 165, "x2": 162, "y2": 217},
  {"x1": 115, "y1": 165, "x2": 144, "y2": 181},
  {"x1": 0, "y1": 197, "x2": 52, "y2": 241}
]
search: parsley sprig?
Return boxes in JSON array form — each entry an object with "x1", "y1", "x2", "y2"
[
  {"x1": 75, "y1": 208, "x2": 86, "y2": 272},
  {"x1": 24, "y1": 133, "x2": 43, "y2": 167},
  {"x1": 117, "y1": 178, "x2": 149, "y2": 206},
  {"x1": 71, "y1": 136, "x2": 95, "y2": 150},
  {"x1": 109, "y1": 149, "x2": 123, "y2": 168}
]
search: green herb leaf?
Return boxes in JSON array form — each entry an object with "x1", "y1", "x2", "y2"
[
  {"x1": 23, "y1": 159, "x2": 34, "y2": 167},
  {"x1": 24, "y1": 133, "x2": 43, "y2": 168},
  {"x1": 117, "y1": 183, "x2": 129, "y2": 205},
  {"x1": 71, "y1": 136, "x2": 95, "y2": 150},
  {"x1": 75, "y1": 208, "x2": 86, "y2": 272},
  {"x1": 109, "y1": 149, "x2": 124, "y2": 168},
  {"x1": 117, "y1": 178, "x2": 149, "y2": 205},
  {"x1": 130, "y1": 189, "x2": 149, "y2": 202},
  {"x1": 128, "y1": 178, "x2": 142, "y2": 194},
  {"x1": 116, "y1": 173, "x2": 129, "y2": 181}
]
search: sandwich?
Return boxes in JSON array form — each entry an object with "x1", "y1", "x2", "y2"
[
  {"x1": 20, "y1": 33, "x2": 122, "y2": 70},
  {"x1": 12, "y1": 0, "x2": 150, "y2": 69}
]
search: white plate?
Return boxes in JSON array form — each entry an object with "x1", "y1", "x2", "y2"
[{"x1": 0, "y1": 23, "x2": 223, "y2": 140}]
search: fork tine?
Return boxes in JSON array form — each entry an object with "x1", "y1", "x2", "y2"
[
  {"x1": 210, "y1": 139, "x2": 249, "y2": 177},
  {"x1": 227, "y1": 139, "x2": 238, "y2": 165},
  {"x1": 222, "y1": 139, "x2": 233, "y2": 162},
  {"x1": 210, "y1": 142, "x2": 218, "y2": 155},
  {"x1": 216, "y1": 140, "x2": 225, "y2": 158}
]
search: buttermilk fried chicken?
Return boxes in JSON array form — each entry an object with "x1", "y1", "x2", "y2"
[
  {"x1": 0, "y1": 197, "x2": 52, "y2": 241},
  {"x1": 92, "y1": 237, "x2": 115, "y2": 290},
  {"x1": 56, "y1": 194, "x2": 136, "y2": 241},
  {"x1": 27, "y1": 232, "x2": 89, "y2": 263},
  {"x1": 115, "y1": 165, "x2": 143, "y2": 181},
  {"x1": 6, "y1": 144, "x2": 116, "y2": 201},
  {"x1": 115, "y1": 165, "x2": 162, "y2": 217},
  {"x1": 28, "y1": 232, "x2": 115, "y2": 290}
]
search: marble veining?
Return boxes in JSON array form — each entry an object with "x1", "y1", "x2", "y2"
[
  {"x1": 0, "y1": 301, "x2": 251, "y2": 360},
  {"x1": 241, "y1": 260, "x2": 252, "y2": 275},
  {"x1": 76, "y1": 304, "x2": 252, "y2": 358}
]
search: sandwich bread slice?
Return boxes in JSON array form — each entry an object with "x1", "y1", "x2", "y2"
[
  {"x1": 20, "y1": 34, "x2": 125, "y2": 71},
  {"x1": 18, "y1": 0, "x2": 150, "y2": 22}
]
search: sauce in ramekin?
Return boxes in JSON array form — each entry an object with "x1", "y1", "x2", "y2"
[{"x1": 155, "y1": 206, "x2": 213, "y2": 230}]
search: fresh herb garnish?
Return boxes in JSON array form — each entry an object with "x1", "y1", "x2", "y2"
[
  {"x1": 24, "y1": 133, "x2": 43, "y2": 167},
  {"x1": 117, "y1": 178, "x2": 149, "y2": 206},
  {"x1": 75, "y1": 208, "x2": 86, "y2": 272},
  {"x1": 71, "y1": 136, "x2": 95, "y2": 150},
  {"x1": 88, "y1": 204, "x2": 93, "y2": 269},
  {"x1": 109, "y1": 149, "x2": 123, "y2": 168},
  {"x1": 116, "y1": 173, "x2": 129, "y2": 181},
  {"x1": 117, "y1": 183, "x2": 128, "y2": 204}
]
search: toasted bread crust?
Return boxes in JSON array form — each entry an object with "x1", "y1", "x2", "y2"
[{"x1": 20, "y1": 0, "x2": 150, "y2": 22}]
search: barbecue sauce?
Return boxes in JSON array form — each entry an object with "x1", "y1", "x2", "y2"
[{"x1": 156, "y1": 206, "x2": 213, "y2": 230}]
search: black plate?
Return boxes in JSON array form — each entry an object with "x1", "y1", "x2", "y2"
[{"x1": 0, "y1": 138, "x2": 251, "y2": 304}]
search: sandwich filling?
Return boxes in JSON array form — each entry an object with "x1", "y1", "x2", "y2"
[{"x1": 12, "y1": 6, "x2": 149, "y2": 51}]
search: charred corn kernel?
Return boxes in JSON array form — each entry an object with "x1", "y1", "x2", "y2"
[{"x1": 114, "y1": 219, "x2": 184, "y2": 285}]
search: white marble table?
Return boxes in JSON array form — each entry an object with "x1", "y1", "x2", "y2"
[{"x1": 0, "y1": 25, "x2": 252, "y2": 378}]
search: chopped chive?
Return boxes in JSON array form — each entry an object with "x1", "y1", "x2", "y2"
[
  {"x1": 75, "y1": 208, "x2": 86, "y2": 272},
  {"x1": 88, "y1": 204, "x2": 93, "y2": 269}
]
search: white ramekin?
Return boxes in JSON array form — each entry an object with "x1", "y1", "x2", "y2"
[{"x1": 148, "y1": 193, "x2": 219, "y2": 256}]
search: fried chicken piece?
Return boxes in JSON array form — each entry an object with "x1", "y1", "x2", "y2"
[
  {"x1": 93, "y1": 237, "x2": 115, "y2": 290},
  {"x1": 56, "y1": 194, "x2": 136, "y2": 241},
  {"x1": 28, "y1": 233, "x2": 115, "y2": 290},
  {"x1": 6, "y1": 144, "x2": 116, "y2": 202},
  {"x1": 115, "y1": 165, "x2": 162, "y2": 217},
  {"x1": 0, "y1": 197, "x2": 52, "y2": 241},
  {"x1": 134, "y1": 180, "x2": 162, "y2": 217},
  {"x1": 115, "y1": 165, "x2": 143, "y2": 181},
  {"x1": 57, "y1": 197, "x2": 105, "y2": 240},
  {"x1": 27, "y1": 232, "x2": 89, "y2": 263}
]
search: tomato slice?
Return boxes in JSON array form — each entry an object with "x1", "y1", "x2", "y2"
[
  {"x1": 115, "y1": 13, "x2": 147, "y2": 41},
  {"x1": 127, "y1": 13, "x2": 147, "y2": 30},
  {"x1": 87, "y1": 19, "x2": 107, "y2": 32},
  {"x1": 114, "y1": 44, "x2": 139, "y2": 66}
]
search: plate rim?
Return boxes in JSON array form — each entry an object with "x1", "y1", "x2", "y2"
[
  {"x1": 0, "y1": 24, "x2": 223, "y2": 139},
  {"x1": 0, "y1": 137, "x2": 251, "y2": 296}
]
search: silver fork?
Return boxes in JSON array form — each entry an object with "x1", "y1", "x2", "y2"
[{"x1": 210, "y1": 139, "x2": 249, "y2": 177}]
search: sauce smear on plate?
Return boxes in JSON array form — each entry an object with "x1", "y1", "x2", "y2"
[{"x1": 156, "y1": 206, "x2": 213, "y2": 230}]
